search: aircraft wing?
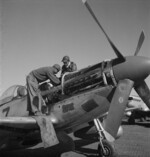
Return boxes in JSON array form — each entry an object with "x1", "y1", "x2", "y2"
[
  {"x1": 0, "y1": 116, "x2": 59, "y2": 149},
  {"x1": 125, "y1": 107, "x2": 139, "y2": 112},
  {"x1": 0, "y1": 117, "x2": 38, "y2": 129}
]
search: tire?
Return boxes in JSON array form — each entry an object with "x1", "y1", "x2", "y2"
[{"x1": 97, "y1": 140, "x2": 116, "y2": 157}]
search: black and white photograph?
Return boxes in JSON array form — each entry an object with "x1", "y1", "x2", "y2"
[{"x1": 0, "y1": 0, "x2": 150, "y2": 156}]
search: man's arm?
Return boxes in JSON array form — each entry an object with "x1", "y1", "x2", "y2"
[
  {"x1": 47, "y1": 71, "x2": 60, "y2": 86},
  {"x1": 60, "y1": 65, "x2": 65, "y2": 77}
]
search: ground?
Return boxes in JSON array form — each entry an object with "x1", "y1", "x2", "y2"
[{"x1": 0, "y1": 120, "x2": 150, "y2": 157}]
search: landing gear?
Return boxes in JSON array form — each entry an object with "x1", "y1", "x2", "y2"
[
  {"x1": 94, "y1": 119, "x2": 116, "y2": 157},
  {"x1": 97, "y1": 140, "x2": 115, "y2": 157}
]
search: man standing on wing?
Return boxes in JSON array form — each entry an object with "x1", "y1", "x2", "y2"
[{"x1": 26, "y1": 64, "x2": 61, "y2": 115}]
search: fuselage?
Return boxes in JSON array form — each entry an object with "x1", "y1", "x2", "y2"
[{"x1": 0, "y1": 86, "x2": 113, "y2": 132}]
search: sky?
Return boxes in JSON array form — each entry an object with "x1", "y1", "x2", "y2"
[{"x1": 1, "y1": 0, "x2": 150, "y2": 96}]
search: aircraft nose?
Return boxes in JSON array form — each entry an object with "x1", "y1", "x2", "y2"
[{"x1": 112, "y1": 56, "x2": 150, "y2": 83}]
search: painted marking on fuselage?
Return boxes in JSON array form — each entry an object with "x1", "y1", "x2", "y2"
[
  {"x1": 2, "y1": 107, "x2": 10, "y2": 117},
  {"x1": 62, "y1": 103, "x2": 75, "y2": 113},
  {"x1": 119, "y1": 97, "x2": 124, "y2": 104}
]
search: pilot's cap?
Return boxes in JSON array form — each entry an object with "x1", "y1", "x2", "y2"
[
  {"x1": 62, "y1": 55, "x2": 70, "y2": 62},
  {"x1": 53, "y1": 64, "x2": 61, "y2": 72}
]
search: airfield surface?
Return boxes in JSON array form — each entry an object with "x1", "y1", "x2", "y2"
[{"x1": 0, "y1": 120, "x2": 150, "y2": 157}]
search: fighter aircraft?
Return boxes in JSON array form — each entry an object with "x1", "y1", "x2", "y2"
[{"x1": 0, "y1": 0, "x2": 150, "y2": 156}]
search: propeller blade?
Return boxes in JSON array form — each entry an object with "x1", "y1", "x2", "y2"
[
  {"x1": 82, "y1": 0, "x2": 125, "y2": 62},
  {"x1": 134, "y1": 31, "x2": 145, "y2": 56},
  {"x1": 103, "y1": 79, "x2": 134, "y2": 140},
  {"x1": 134, "y1": 80, "x2": 150, "y2": 109}
]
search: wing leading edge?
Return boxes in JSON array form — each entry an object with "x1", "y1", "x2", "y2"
[
  {"x1": 0, "y1": 116, "x2": 59, "y2": 148},
  {"x1": 0, "y1": 117, "x2": 38, "y2": 129}
]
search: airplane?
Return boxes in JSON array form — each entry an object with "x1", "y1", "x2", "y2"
[
  {"x1": 0, "y1": 0, "x2": 150, "y2": 156},
  {"x1": 126, "y1": 95, "x2": 150, "y2": 124}
]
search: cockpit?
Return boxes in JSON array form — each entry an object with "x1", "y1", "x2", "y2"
[{"x1": 0, "y1": 85, "x2": 27, "y2": 105}]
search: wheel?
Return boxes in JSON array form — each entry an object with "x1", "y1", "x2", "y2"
[{"x1": 97, "y1": 140, "x2": 116, "y2": 157}]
